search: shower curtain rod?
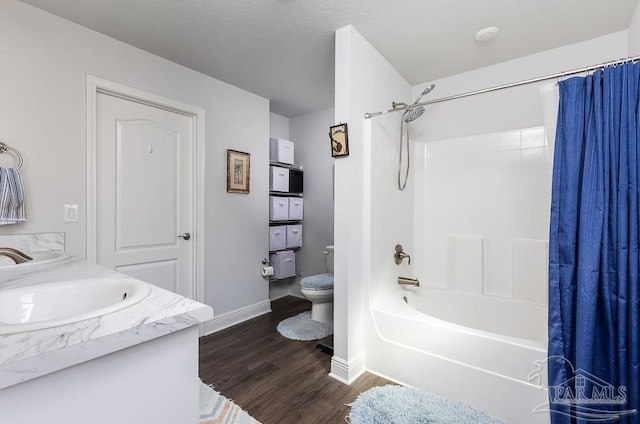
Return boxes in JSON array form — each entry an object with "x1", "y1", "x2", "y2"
[{"x1": 364, "y1": 54, "x2": 640, "y2": 119}]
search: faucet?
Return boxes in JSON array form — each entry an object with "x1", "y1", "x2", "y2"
[
  {"x1": 0, "y1": 247, "x2": 33, "y2": 264},
  {"x1": 398, "y1": 276, "x2": 420, "y2": 287},
  {"x1": 394, "y1": 244, "x2": 411, "y2": 265}
]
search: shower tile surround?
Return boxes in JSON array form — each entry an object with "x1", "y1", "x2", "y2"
[
  {"x1": 0, "y1": 250, "x2": 212, "y2": 390},
  {"x1": 414, "y1": 126, "x2": 550, "y2": 303}
]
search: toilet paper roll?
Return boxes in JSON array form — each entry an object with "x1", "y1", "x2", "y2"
[{"x1": 261, "y1": 266, "x2": 274, "y2": 277}]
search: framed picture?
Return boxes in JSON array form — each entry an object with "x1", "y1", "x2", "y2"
[
  {"x1": 329, "y1": 123, "x2": 349, "y2": 157},
  {"x1": 226, "y1": 149, "x2": 250, "y2": 194}
]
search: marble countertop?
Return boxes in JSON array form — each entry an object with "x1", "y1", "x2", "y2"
[{"x1": 0, "y1": 256, "x2": 213, "y2": 390}]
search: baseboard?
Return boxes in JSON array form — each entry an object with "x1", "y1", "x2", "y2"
[
  {"x1": 329, "y1": 352, "x2": 366, "y2": 385},
  {"x1": 202, "y1": 300, "x2": 271, "y2": 335}
]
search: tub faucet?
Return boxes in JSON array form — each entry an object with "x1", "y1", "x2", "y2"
[
  {"x1": 0, "y1": 247, "x2": 33, "y2": 264},
  {"x1": 398, "y1": 276, "x2": 420, "y2": 287},
  {"x1": 394, "y1": 244, "x2": 411, "y2": 265}
]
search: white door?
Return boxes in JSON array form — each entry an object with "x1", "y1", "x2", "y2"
[{"x1": 96, "y1": 92, "x2": 194, "y2": 298}]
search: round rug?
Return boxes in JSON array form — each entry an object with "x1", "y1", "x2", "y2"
[
  {"x1": 276, "y1": 311, "x2": 333, "y2": 341},
  {"x1": 347, "y1": 385, "x2": 505, "y2": 424}
]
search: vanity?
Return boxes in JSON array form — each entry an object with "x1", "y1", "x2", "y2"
[{"x1": 0, "y1": 235, "x2": 213, "y2": 424}]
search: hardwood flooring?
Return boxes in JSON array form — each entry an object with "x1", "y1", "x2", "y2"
[{"x1": 199, "y1": 296, "x2": 392, "y2": 424}]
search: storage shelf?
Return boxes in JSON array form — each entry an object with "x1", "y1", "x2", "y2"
[
  {"x1": 269, "y1": 191, "x2": 303, "y2": 197},
  {"x1": 269, "y1": 246, "x2": 302, "y2": 253},
  {"x1": 269, "y1": 161, "x2": 303, "y2": 171},
  {"x1": 268, "y1": 141, "x2": 303, "y2": 281}
]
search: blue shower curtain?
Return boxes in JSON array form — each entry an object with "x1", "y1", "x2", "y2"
[{"x1": 548, "y1": 61, "x2": 640, "y2": 423}]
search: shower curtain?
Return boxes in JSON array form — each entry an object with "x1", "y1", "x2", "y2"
[{"x1": 548, "y1": 61, "x2": 640, "y2": 423}]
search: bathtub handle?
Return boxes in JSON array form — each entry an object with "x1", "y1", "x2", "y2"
[{"x1": 394, "y1": 244, "x2": 411, "y2": 265}]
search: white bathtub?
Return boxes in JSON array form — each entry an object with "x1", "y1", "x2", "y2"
[{"x1": 366, "y1": 287, "x2": 550, "y2": 424}]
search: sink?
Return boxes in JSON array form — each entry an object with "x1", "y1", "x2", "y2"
[
  {"x1": 0, "y1": 278, "x2": 152, "y2": 335},
  {"x1": 0, "y1": 250, "x2": 68, "y2": 267}
]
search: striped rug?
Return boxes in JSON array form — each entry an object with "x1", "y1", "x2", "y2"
[{"x1": 200, "y1": 381, "x2": 261, "y2": 424}]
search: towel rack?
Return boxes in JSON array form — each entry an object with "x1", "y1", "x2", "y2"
[{"x1": 0, "y1": 142, "x2": 23, "y2": 169}]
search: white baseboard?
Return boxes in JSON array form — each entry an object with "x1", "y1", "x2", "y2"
[
  {"x1": 329, "y1": 352, "x2": 366, "y2": 385},
  {"x1": 202, "y1": 300, "x2": 271, "y2": 335}
]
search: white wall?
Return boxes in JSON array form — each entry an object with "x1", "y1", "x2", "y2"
[
  {"x1": 0, "y1": 1, "x2": 269, "y2": 320},
  {"x1": 290, "y1": 107, "x2": 335, "y2": 283},
  {"x1": 269, "y1": 113, "x2": 290, "y2": 140},
  {"x1": 410, "y1": 31, "x2": 629, "y2": 142},
  {"x1": 407, "y1": 31, "x2": 628, "y2": 301},
  {"x1": 629, "y1": 2, "x2": 640, "y2": 56},
  {"x1": 333, "y1": 25, "x2": 411, "y2": 383}
]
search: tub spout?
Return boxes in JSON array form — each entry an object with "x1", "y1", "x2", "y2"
[
  {"x1": 398, "y1": 276, "x2": 420, "y2": 287},
  {"x1": 0, "y1": 247, "x2": 33, "y2": 264}
]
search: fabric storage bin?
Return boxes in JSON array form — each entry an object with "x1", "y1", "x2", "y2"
[
  {"x1": 269, "y1": 226, "x2": 287, "y2": 251},
  {"x1": 286, "y1": 224, "x2": 303, "y2": 248},
  {"x1": 269, "y1": 196, "x2": 289, "y2": 221},
  {"x1": 269, "y1": 138, "x2": 295, "y2": 164},
  {"x1": 270, "y1": 250, "x2": 296, "y2": 279},
  {"x1": 289, "y1": 169, "x2": 303, "y2": 193},
  {"x1": 288, "y1": 197, "x2": 303, "y2": 220},
  {"x1": 269, "y1": 166, "x2": 289, "y2": 192}
]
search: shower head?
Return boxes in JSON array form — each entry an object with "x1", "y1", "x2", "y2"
[
  {"x1": 412, "y1": 84, "x2": 435, "y2": 105},
  {"x1": 403, "y1": 107, "x2": 424, "y2": 123},
  {"x1": 402, "y1": 84, "x2": 434, "y2": 122}
]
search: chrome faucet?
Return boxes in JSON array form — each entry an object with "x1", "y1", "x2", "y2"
[
  {"x1": 394, "y1": 244, "x2": 411, "y2": 265},
  {"x1": 0, "y1": 247, "x2": 33, "y2": 264}
]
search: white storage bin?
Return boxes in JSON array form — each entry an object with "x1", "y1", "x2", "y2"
[
  {"x1": 286, "y1": 224, "x2": 303, "y2": 248},
  {"x1": 288, "y1": 197, "x2": 303, "y2": 220},
  {"x1": 270, "y1": 250, "x2": 296, "y2": 279},
  {"x1": 270, "y1": 138, "x2": 295, "y2": 164},
  {"x1": 270, "y1": 196, "x2": 289, "y2": 221},
  {"x1": 269, "y1": 166, "x2": 289, "y2": 192},
  {"x1": 269, "y1": 226, "x2": 287, "y2": 251}
]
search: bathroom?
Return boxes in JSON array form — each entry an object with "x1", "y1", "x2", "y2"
[{"x1": 1, "y1": 0, "x2": 640, "y2": 423}]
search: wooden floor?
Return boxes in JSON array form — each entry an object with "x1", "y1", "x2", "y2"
[{"x1": 199, "y1": 296, "x2": 392, "y2": 424}]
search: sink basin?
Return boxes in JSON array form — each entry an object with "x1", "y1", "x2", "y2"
[
  {"x1": 0, "y1": 250, "x2": 68, "y2": 267},
  {"x1": 0, "y1": 278, "x2": 152, "y2": 335}
]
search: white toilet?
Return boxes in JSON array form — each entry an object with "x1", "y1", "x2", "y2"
[{"x1": 299, "y1": 245, "x2": 334, "y2": 323}]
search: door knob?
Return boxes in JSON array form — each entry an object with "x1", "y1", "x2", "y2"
[{"x1": 178, "y1": 232, "x2": 191, "y2": 241}]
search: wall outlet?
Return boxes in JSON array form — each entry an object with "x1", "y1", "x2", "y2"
[{"x1": 64, "y1": 204, "x2": 79, "y2": 223}]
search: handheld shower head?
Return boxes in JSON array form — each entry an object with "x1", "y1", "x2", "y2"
[{"x1": 412, "y1": 84, "x2": 436, "y2": 105}]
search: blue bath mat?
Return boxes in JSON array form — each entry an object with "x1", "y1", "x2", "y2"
[
  {"x1": 276, "y1": 311, "x2": 333, "y2": 341},
  {"x1": 347, "y1": 385, "x2": 506, "y2": 424}
]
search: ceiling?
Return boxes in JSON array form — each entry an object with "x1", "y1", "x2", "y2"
[{"x1": 19, "y1": 0, "x2": 639, "y2": 117}]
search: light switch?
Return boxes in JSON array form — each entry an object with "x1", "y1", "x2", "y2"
[{"x1": 64, "y1": 204, "x2": 79, "y2": 223}]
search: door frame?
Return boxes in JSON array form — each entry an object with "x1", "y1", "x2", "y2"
[{"x1": 86, "y1": 75, "x2": 206, "y2": 303}]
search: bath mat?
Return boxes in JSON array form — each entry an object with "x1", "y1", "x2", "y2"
[
  {"x1": 200, "y1": 380, "x2": 261, "y2": 424},
  {"x1": 347, "y1": 385, "x2": 506, "y2": 424},
  {"x1": 276, "y1": 311, "x2": 333, "y2": 341}
]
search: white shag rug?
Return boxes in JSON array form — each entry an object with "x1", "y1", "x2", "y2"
[
  {"x1": 347, "y1": 385, "x2": 506, "y2": 424},
  {"x1": 276, "y1": 311, "x2": 333, "y2": 341}
]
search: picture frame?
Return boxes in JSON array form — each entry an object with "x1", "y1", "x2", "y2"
[
  {"x1": 226, "y1": 149, "x2": 250, "y2": 194},
  {"x1": 329, "y1": 123, "x2": 349, "y2": 157}
]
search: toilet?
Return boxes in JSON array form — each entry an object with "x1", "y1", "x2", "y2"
[{"x1": 299, "y1": 245, "x2": 334, "y2": 323}]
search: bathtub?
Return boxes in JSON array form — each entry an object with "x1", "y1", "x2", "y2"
[{"x1": 366, "y1": 287, "x2": 550, "y2": 424}]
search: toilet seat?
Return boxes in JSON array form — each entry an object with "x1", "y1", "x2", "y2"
[{"x1": 300, "y1": 273, "x2": 334, "y2": 291}]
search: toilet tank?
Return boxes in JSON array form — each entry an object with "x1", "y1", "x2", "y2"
[{"x1": 325, "y1": 245, "x2": 334, "y2": 274}]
